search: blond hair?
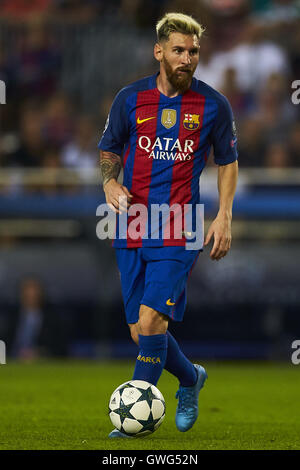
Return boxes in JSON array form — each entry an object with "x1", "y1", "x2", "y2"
[{"x1": 156, "y1": 12, "x2": 205, "y2": 43}]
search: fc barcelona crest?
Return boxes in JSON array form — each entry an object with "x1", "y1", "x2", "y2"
[
  {"x1": 161, "y1": 109, "x2": 177, "y2": 129},
  {"x1": 183, "y1": 113, "x2": 200, "y2": 130}
]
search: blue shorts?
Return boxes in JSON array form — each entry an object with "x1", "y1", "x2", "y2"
[{"x1": 115, "y1": 246, "x2": 201, "y2": 324}]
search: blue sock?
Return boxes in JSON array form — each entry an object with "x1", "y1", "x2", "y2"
[
  {"x1": 132, "y1": 334, "x2": 168, "y2": 386},
  {"x1": 164, "y1": 331, "x2": 197, "y2": 387}
]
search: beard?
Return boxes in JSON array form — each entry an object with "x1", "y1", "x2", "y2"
[{"x1": 163, "y1": 56, "x2": 195, "y2": 94}]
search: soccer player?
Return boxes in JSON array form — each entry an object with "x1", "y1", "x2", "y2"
[{"x1": 99, "y1": 12, "x2": 238, "y2": 437}]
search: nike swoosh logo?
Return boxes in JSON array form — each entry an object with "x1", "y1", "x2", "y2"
[
  {"x1": 166, "y1": 298, "x2": 176, "y2": 306},
  {"x1": 137, "y1": 116, "x2": 156, "y2": 124}
]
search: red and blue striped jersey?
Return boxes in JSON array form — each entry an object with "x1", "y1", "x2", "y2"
[{"x1": 98, "y1": 73, "x2": 238, "y2": 248}]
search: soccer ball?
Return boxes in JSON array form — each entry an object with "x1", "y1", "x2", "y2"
[{"x1": 108, "y1": 380, "x2": 165, "y2": 437}]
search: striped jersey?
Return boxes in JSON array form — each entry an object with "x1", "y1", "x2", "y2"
[{"x1": 98, "y1": 72, "x2": 238, "y2": 248}]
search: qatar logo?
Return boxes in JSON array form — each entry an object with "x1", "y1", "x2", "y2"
[{"x1": 138, "y1": 136, "x2": 194, "y2": 161}]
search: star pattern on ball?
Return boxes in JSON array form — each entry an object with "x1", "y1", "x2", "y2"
[
  {"x1": 112, "y1": 384, "x2": 142, "y2": 424},
  {"x1": 113, "y1": 399, "x2": 136, "y2": 424},
  {"x1": 109, "y1": 382, "x2": 165, "y2": 437},
  {"x1": 136, "y1": 386, "x2": 157, "y2": 404}
]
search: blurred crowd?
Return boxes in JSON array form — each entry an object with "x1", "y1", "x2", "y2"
[
  {"x1": 0, "y1": 275, "x2": 73, "y2": 360},
  {"x1": 0, "y1": 0, "x2": 299, "y2": 186},
  {"x1": 0, "y1": 1, "x2": 299, "y2": 361}
]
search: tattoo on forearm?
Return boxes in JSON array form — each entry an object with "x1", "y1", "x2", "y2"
[{"x1": 100, "y1": 151, "x2": 122, "y2": 186}]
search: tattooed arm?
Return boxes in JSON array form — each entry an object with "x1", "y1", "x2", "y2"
[
  {"x1": 100, "y1": 150, "x2": 132, "y2": 213},
  {"x1": 100, "y1": 150, "x2": 122, "y2": 187}
]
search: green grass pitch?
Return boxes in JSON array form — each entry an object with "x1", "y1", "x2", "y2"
[{"x1": 0, "y1": 360, "x2": 299, "y2": 450}]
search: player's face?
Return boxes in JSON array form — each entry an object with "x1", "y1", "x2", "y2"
[{"x1": 160, "y1": 32, "x2": 200, "y2": 93}]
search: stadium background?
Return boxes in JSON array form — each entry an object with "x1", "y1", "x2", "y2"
[{"x1": 0, "y1": 0, "x2": 300, "y2": 364}]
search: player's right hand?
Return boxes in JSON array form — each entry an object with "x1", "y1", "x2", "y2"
[{"x1": 103, "y1": 178, "x2": 133, "y2": 214}]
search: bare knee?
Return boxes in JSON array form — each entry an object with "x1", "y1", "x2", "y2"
[{"x1": 138, "y1": 305, "x2": 168, "y2": 336}]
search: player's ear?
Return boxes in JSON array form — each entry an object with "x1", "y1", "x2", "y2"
[{"x1": 154, "y1": 42, "x2": 163, "y2": 62}]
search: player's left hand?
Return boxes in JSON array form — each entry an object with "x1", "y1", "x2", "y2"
[{"x1": 204, "y1": 213, "x2": 232, "y2": 261}]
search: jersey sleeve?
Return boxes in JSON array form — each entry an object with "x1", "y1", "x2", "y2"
[
  {"x1": 98, "y1": 88, "x2": 130, "y2": 156},
  {"x1": 210, "y1": 95, "x2": 238, "y2": 165}
]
